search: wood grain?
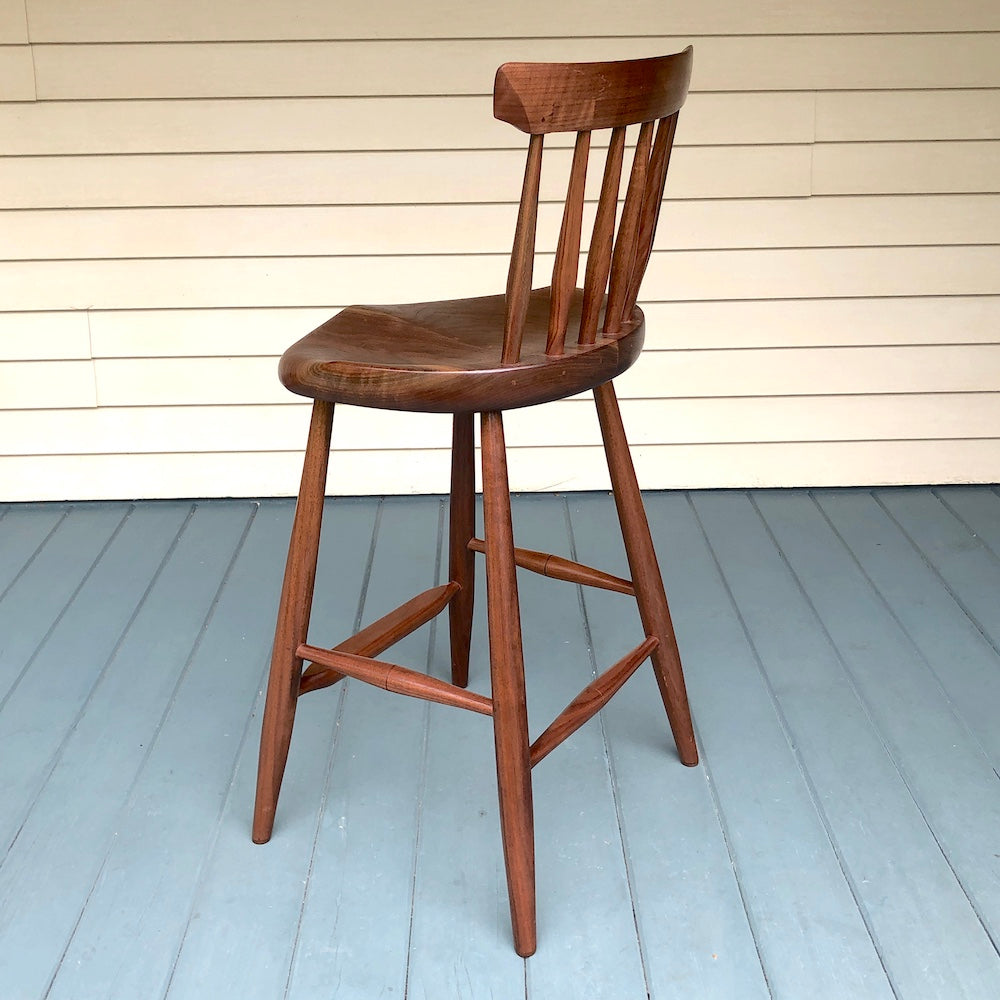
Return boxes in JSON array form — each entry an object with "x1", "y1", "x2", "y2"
[
  {"x1": 594, "y1": 382, "x2": 697, "y2": 765},
  {"x1": 605, "y1": 119, "x2": 654, "y2": 336},
  {"x1": 495, "y1": 49, "x2": 693, "y2": 134},
  {"x1": 296, "y1": 643, "x2": 494, "y2": 716},
  {"x1": 467, "y1": 537, "x2": 634, "y2": 595},
  {"x1": 547, "y1": 130, "x2": 591, "y2": 355},
  {"x1": 529, "y1": 637, "x2": 658, "y2": 766},
  {"x1": 579, "y1": 126, "x2": 626, "y2": 345},
  {"x1": 252, "y1": 399, "x2": 332, "y2": 844},
  {"x1": 297, "y1": 581, "x2": 459, "y2": 695},
  {"x1": 502, "y1": 133, "x2": 543, "y2": 365},
  {"x1": 448, "y1": 413, "x2": 476, "y2": 688},
  {"x1": 481, "y1": 410, "x2": 535, "y2": 957}
]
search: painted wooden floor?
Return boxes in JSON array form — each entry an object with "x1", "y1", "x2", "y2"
[{"x1": 0, "y1": 487, "x2": 999, "y2": 1000}]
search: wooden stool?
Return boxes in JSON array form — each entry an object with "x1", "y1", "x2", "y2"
[{"x1": 252, "y1": 50, "x2": 699, "y2": 957}]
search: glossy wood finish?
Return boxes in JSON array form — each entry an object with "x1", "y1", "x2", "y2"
[
  {"x1": 467, "y1": 537, "x2": 635, "y2": 595},
  {"x1": 494, "y1": 49, "x2": 693, "y2": 134},
  {"x1": 547, "y1": 129, "x2": 591, "y2": 355},
  {"x1": 480, "y1": 410, "x2": 535, "y2": 957},
  {"x1": 255, "y1": 50, "x2": 697, "y2": 955},
  {"x1": 605, "y1": 120, "x2": 654, "y2": 336},
  {"x1": 253, "y1": 399, "x2": 332, "y2": 844},
  {"x1": 297, "y1": 644, "x2": 494, "y2": 716},
  {"x1": 529, "y1": 637, "x2": 658, "y2": 767},
  {"x1": 594, "y1": 381, "x2": 698, "y2": 765},
  {"x1": 278, "y1": 288, "x2": 645, "y2": 413},
  {"x1": 579, "y1": 125, "x2": 626, "y2": 345},
  {"x1": 502, "y1": 133, "x2": 543, "y2": 365},
  {"x1": 625, "y1": 113, "x2": 678, "y2": 312},
  {"x1": 298, "y1": 581, "x2": 460, "y2": 694},
  {"x1": 448, "y1": 414, "x2": 476, "y2": 687}
]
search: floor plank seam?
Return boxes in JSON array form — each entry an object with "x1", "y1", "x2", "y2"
[
  {"x1": 279, "y1": 682, "x2": 350, "y2": 1000},
  {"x1": 36, "y1": 504, "x2": 252, "y2": 1000},
  {"x1": 0, "y1": 504, "x2": 132, "y2": 721},
  {"x1": 401, "y1": 498, "x2": 445, "y2": 1000},
  {"x1": 692, "y1": 721, "x2": 775, "y2": 1000},
  {"x1": 750, "y1": 491, "x2": 1000, "y2": 965},
  {"x1": 810, "y1": 491, "x2": 1000, "y2": 776},
  {"x1": 44, "y1": 503, "x2": 258, "y2": 1000},
  {"x1": 152, "y1": 503, "x2": 280, "y2": 1000},
  {"x1": 563, "y1": 493, "x2": 655, "y2": 1000},
  {"x1": 0, "y1": 507, "x2": 68, "y2": 606},
  {"x1": 872, "y1": 491, "x2": 1000, "y2": 659},
  {"x1": 2, "y1": 504, "x2": 196, "y2": 873},
  {"x1": 689, "y1": 492, "x2": 900, "y2": 1000},
  {"x1": 282, "y1": 498, "x2": 381, "y2": 999},
  {"x1": 932, "y1": 488, "x2": 1000, "y2": 566}
]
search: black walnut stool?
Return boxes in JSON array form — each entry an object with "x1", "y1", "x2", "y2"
[{"x1": 252, "y1": 49, "x2": 699, "y2": 957}]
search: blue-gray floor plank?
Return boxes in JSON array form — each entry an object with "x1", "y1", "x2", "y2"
[
  {"x1": 569, "y1": 493, "x2": 772, "y2": 1000},
  {"x1": 747, "y1": 490, "x2": 1000, "y2": 996},
  {"x1": 284, "y1": 496, "x2": 441, "y2": 1000},
  {"x1": 0, "y1": 489, "x2": 997, "y2": 1000},
  {"x1": 42, "y1": 502, "x2": 294, "y2": 1000},
  {"x1": 163, "y1": 498, "x2": 379, "y2": 1000}
]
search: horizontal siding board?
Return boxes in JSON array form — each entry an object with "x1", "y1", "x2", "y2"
[
  {"x1": 6, "y1": 8, "x2": 1000, "y2": 496},
  {"x1": 817, "y1": 90, "x2": 1000, "y2": 141},
  {"x1": 2, "y1": 439, "x2": 998, "y2": 502},
  {"x1": 29, "y1": 35, "x2": 1000, "y2": 98},
  {"x1": 0, "y1": 92, "x2": 813, "y2": 155},
  {"x1": 0, "y1": 1, "x2": 27, "y2": 42},
  {"x1": 0, "y1": 145, "x2": 812, "y2": 209},
  {"x1": 23, "y1": 0, "x2": 1000, "y2": 41},
  {"x1": 85, "y1": 345, "x2": 1000, "y2": 407},
  {"x1": 0, "y1": 360, "x2": 96, "y2": 408},
  {"x1": 2, "y1": 247, "x2": 998, "y2": 310},
  {"x1": 0, "y1": 45, "x2": 34, "y2": 100},
  {"x1": 0, "y1": 311, "x2": 91, "y2": 359},
  {"x1": 5, "y1": 394, "x2": 1000, "y2": 456},
  {"x1": 7, "y1": 195, "x2": 1000, "y2": 260},
  {"x1": 640, "y1": 296, "x2": 1000, "y2": 349},
  {"x1": 813, "y1": 140, "x2": 1000, "y2": 194},
  {"x1": 82, "y1": 297, "x2": 1000, "y2": 358}
]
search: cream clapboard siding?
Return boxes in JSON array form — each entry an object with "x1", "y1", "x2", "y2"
[{"x1": 1, "y1": 1, "x2": 999, "y2": 500}]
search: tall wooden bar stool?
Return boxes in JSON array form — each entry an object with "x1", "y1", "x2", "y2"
[{"x1": 253, "y1": 49, "x2": 698, "y2": 957}]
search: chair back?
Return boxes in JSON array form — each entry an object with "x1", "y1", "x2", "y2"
[{"x1": 493, "y1": 48, "x2": 693, "y2": 363}]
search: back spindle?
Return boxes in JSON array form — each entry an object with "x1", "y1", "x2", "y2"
[
  {"x1": 578, "y1": 125, "x2": 627, "y2": 346},
  {"x1": 502, "y1": 133, "x2": 544, "y2": 365},
  {"x1": 546, "y1": 130, "x2": 591, "y2": 356},
  {"x1": 604, "y1": 120, "x2": 654, "y2": 336},
  {"x1": 624, "y1": 113, "x2": 678, "y2": 317}
]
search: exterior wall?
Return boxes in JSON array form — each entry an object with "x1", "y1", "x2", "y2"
[{"x1": 1, "y1": 1, "x2": 998, "y2": 500}]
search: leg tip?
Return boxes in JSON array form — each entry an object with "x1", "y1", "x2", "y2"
[
  {"x1": 252, "y1": 808, "x2": 275, "y2": 844},
  {"x1": 514, "y1": 936, "x2": 537, "y2": 958}
]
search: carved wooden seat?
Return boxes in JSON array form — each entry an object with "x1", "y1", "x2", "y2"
[{"x1": 253, "y1": 49, "x2": 699, "y2": 958}]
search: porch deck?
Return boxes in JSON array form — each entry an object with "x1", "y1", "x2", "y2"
[{"x1": 1, "y1": 487, "x2": 998, "y2": 999}]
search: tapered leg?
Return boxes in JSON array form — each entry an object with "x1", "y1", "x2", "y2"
[
  {"x1": 449, "y1": 413, "x2": 476, "y2": 688},
  {"x1": 594, "y1": 381, "x2": 698, "y2": 766},
  {"x1": 480, "y1": 410, "x2": 536, "y2": 957},
  {"x1": 253, "y1": 399, "x2": 334, "y2": 843}
]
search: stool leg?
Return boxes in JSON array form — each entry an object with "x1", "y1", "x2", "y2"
[
  {"x1": 594, "y1": 382, "x2": 698, "y2": 766},
  {"x1": 449, "y1": 413, "x2": 476, "y2": 688},
  {"x1": 253, "y1": 399, "x2": 334, "y2": 843},
  {"x1": 480, "y1": 410, "x2": 536, "y2": 957}
]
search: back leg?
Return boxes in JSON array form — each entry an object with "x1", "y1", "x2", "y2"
[{"x1": 594, "y1": 381, "x2": 698, "y2": 765}]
